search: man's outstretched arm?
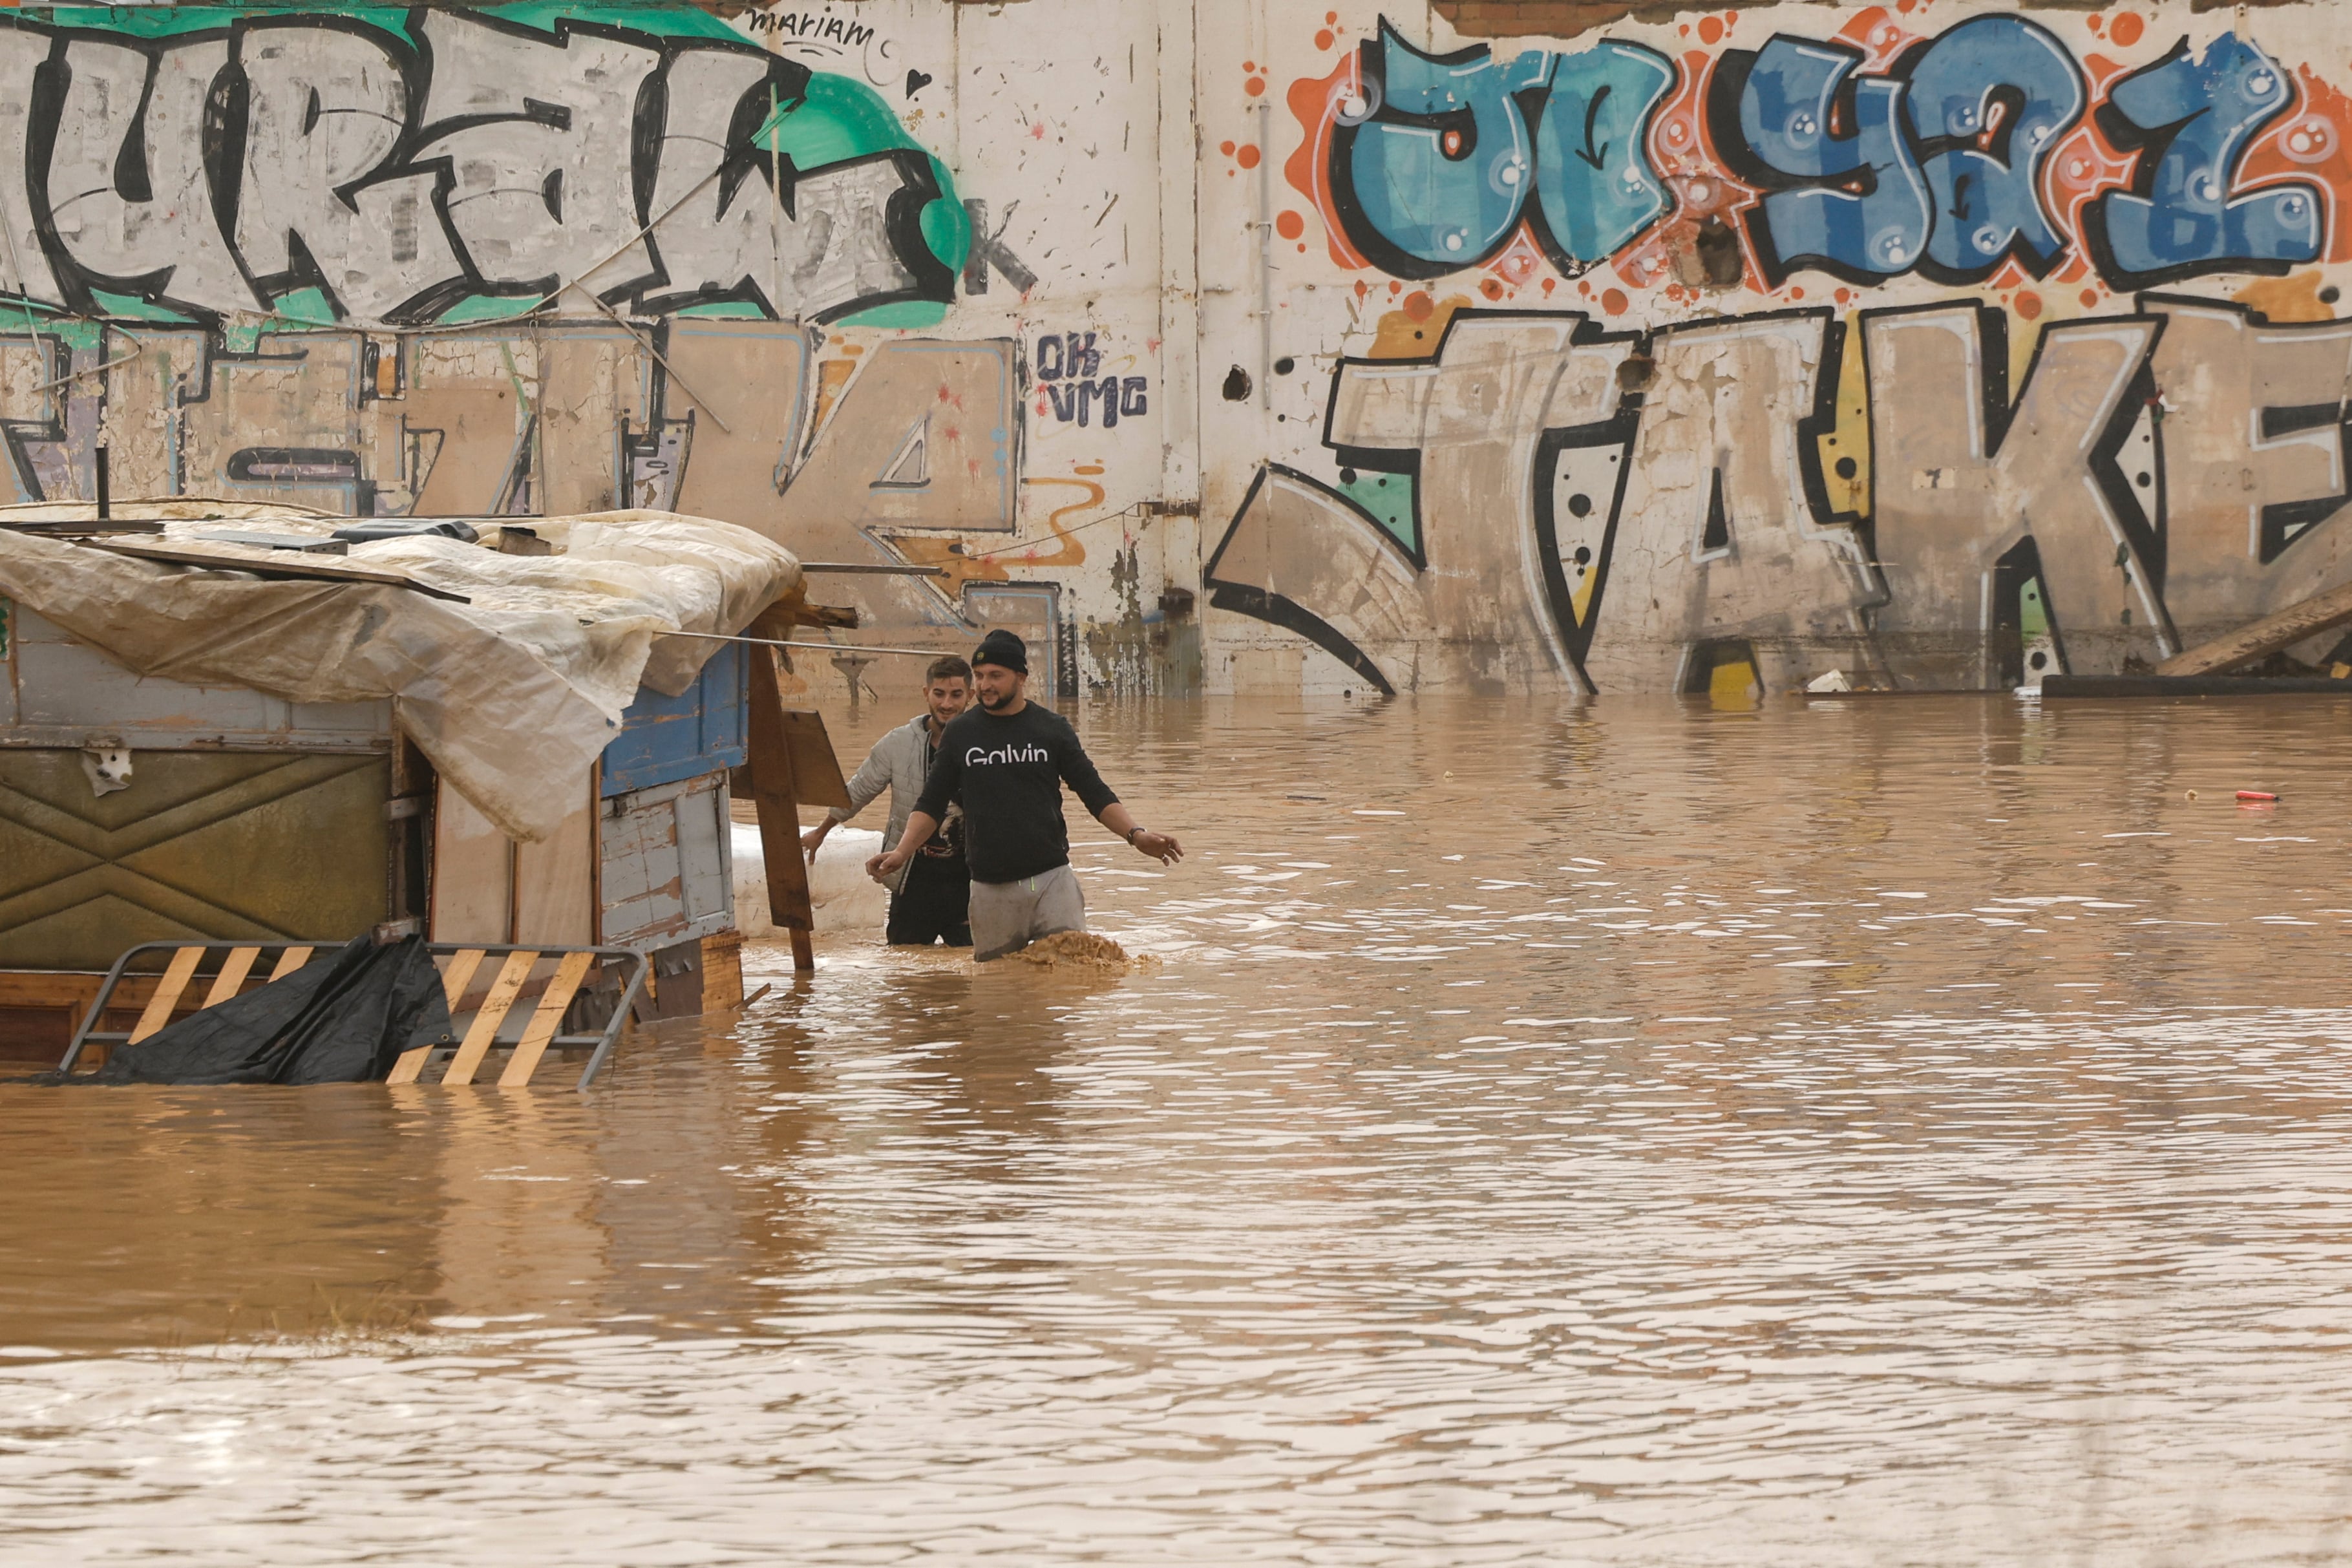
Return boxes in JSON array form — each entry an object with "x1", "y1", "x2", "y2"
[
  {"x1": 868, "y1": 740, "x2": 962, "y2": 883},
  {"x1": 1096, "y1": 801, "x2": 1182, "y2": 865},
  {"x1": 808, "y1": 741, "x2": 895, "y2": 858},
  {"x1": 1057, "y1": 732, "x2": 1181, "y2": 865},
  {"x1": 867, "y1": 809, "x2": 942, "y2": 883}
]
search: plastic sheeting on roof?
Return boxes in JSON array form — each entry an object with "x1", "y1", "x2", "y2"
[{"x1": 0, "y1": 503, "x2": 801, "y2": 842}]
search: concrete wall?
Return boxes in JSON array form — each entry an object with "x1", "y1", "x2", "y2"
[{"x1": 5, "y1": 1, "x2": 2352, "y2": 697}]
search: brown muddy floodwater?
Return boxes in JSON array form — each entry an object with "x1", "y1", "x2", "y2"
[{"x1": 6, "y1": 695, "x2": 2352, "y2": 1565}]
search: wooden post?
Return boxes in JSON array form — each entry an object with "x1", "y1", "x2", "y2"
[
  {"x1": 745, "y1": 642, "x2": 816, "y2": 971},
  {"x1": 2157, "y1": 577, "x2": 2352, "y2": 676}
]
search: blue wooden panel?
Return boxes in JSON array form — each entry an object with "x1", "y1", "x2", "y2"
[{"x1": 600, "y1": 641, "x2": 747, "y2": 798}]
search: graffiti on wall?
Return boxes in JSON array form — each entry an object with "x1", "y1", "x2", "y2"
[
  {"x1": 1216, "y1": 11, "x2": 2352, "y2": 693},
  {"x1": 0, "y1": 6, "x2": 962, "y2": 329},
  {"x1": 1032, "y1": 333, "x2": 1149, "y2": 427},
  {"x1": 0, "y1": 316, "x2": 1019, "y2": 613},
  {"x1": 0, "y1": 316, "x2": 1028, "y2": 650},
  {"x1": 1207, "y1": 294, "x2": 2352, "y2": 694},
  {"x1": 0, "y1": 6, "x2": 1049, "y2": 633},
  {"x1": 1285, "y1": 12, "x2": 2349, "y2": 298}
]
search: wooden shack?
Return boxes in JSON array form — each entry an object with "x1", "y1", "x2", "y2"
[{"x1": 0, "y1": 588, "x2": 841, "y2": 1063}]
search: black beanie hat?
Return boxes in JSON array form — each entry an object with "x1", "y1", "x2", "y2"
[{"x1": 972, "y1": 628, "x2": 1029, "y2": 674}]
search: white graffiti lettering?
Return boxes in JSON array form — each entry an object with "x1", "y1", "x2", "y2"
[
  {"x1": 47, "y1": 36, "x2": 249, "y2": 314},
  {"x1": 233, "y1": 20, "x2": 460, "y2": 323},
  {"x1": 0, "y1": 11, "x2": 954, "y2": 328},
  {"x1": 414, "y1": 13, "x2": 662, "y2": 298},
  {"x1": 1211, "y1": 299, "x2": 2352, "y2": 694}
]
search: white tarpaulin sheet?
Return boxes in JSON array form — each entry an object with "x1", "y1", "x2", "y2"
[{"x1": 0, "y1": 503, "x2": 801, "y2": 842}]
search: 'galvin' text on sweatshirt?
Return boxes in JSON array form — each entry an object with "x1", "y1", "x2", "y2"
[{"x1": 912, "y1": 701, "x2": 1119, "y2": 884}]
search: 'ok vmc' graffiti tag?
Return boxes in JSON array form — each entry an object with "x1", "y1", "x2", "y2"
[{"x1": 1323, "y1": 16, "x2": 2326, "y2": 290}]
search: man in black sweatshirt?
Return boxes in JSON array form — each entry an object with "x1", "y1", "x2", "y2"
[{"x1": 867, "y1": 628, "x2": 1181, "y2": 960}]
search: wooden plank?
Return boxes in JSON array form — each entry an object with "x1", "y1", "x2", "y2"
[
  {"x1": 0, "y1": 971, "x2": 111, "y2": 1010},
  {"x1": 430, "y1": 781, "x2": 513, "y2": 944},
  {"x1": 597, "y1": 785, "x2": 670, "y2": 923},
  {"x1": 268, "y1": 946, "x2": 314, "y2": 980},
  {"x1": 2159, "y1": 578, "x2": 2352, "y2": 676},
  {"x1": 440, "y1": 948, "x2": 487, "y2": 1008},
  {"x1": 700, "y1": 931, "x2": 745, "y2": 1012},
  {"x1": 496, "y1": 951, "x2": 596, "y2": 1088},
  {"x1": 745, "y1": 645, "x2": 816, "y2": 972},
  {"x1": 0, "y1": 518, "x2": 166, "y2": 536},
  {"x1": 776, "y1": 708, "x2": 851, "y2": 810},
  {"x1": 736, "y1": 609, "x2": 849, "y2": 812},
  {"x1": 129, "y1": 948, "x2": 203, "y2": 1043},
  {"x1": 83, "y1": 539, "x2": 472, "y2": 602},
  {"x1": 744, "y1": 603, "x2": 803, "y2": 642},
  {"x1": 442, "y1": 949, "x2": 536, "y2": 1085},
  {"x1": 513, "y1": 778, "x2": 596, "y2": 946},
  {"x1": 202, "y1": 946, "x2": 261, "y2": 1008},
  {"x1": 743, "y1": 596, "x2": 865, "y2": 631},
  {"x1": 676, "y1": 781, "x2": 730, "y2": 924},
  {"x1": 390, "y1": 947, "x2": 486, "y2": 1084},
  {"x1": 385, "y1": 1043, "x2": 434, "y2": 1086}
]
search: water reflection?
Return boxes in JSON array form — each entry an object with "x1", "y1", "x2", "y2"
[{"x1": 5, "y1": 695, "x2": 2352, "y2": 1562}]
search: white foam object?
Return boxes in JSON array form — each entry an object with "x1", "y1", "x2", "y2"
[
  {"x1": 733, "y1": 822, "x2": 887, "y2": 937},
  {"x1": 1806, "y1": 668, "x2": 1852, "y2": 693}
]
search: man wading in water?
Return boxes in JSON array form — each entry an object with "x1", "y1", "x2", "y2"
[
  {"x1": 867, "y1": 629, "x2": 1181, "y2": 960},
  {"x1": 807, "y1": 655, "x2": 975, "y2": 946}
]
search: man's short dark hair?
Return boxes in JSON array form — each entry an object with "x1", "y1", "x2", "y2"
[{"x1": 926, "y1": 655, "x2": 973, "y2": 685}]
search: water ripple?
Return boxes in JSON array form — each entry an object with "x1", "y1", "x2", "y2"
[{"x1": 3, "y1": 697, "x2": 2352, "y2": 1563}]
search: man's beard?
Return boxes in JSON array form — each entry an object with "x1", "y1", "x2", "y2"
[{"x1": 982, "y1": 690, "x2": 1017, "y2": 710}]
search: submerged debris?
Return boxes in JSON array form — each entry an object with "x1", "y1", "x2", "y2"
[{"x1": 1006, "y1": 931, "x2": 1144, "y2": 970}]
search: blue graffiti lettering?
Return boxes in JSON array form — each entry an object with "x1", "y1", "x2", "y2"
[
  {"x1": 1724, "y1": 36, "x2": 1933, "y2": 284},
  {"x1": 1528, "y1": 42, "x2": 1677, "y2": 267},
  {"x1": 2090, "y1": 35, "x2": 2322, "y2": 284},
  {"x1": 1902, "y1": 16, "x2": 2085, "y2": 279},
  {"x1": 1322, "y1": 14, "x2": 2336, "y2": 296},
  {"x1": 1333, "y1": 23, "x2": 1549, "y2": 275}
]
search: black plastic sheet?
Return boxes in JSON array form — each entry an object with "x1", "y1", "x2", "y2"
[{"x1": 79, "y1": 936, "x2": 455, "y2": 1085}]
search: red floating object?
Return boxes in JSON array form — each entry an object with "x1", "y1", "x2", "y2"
[{"x1": 2236, "y1": 790, "x2": 2280, "y2": 802}]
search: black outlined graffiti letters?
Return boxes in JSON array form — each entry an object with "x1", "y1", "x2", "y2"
[{"x1": 0, "y1": 10, "x2": 953, "y2": 328}]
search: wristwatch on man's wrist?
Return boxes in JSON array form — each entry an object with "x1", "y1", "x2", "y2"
[{"x1": 1125, "y1": 825, "x2": 1145, "y2": 844}]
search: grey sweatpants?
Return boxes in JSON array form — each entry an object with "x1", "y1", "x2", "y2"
[{"x1": 969, "y1": 863, "x2": 1086, "y2": 961}]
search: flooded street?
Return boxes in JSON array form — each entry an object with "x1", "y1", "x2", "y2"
[{"x1": 6, "y1": 695, "x2": 2352, "y2": 1563}]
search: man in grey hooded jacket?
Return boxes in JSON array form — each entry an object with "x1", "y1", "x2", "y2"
[{"x1": 801, "y1": 655, "x2": 973, "y2": 945}]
